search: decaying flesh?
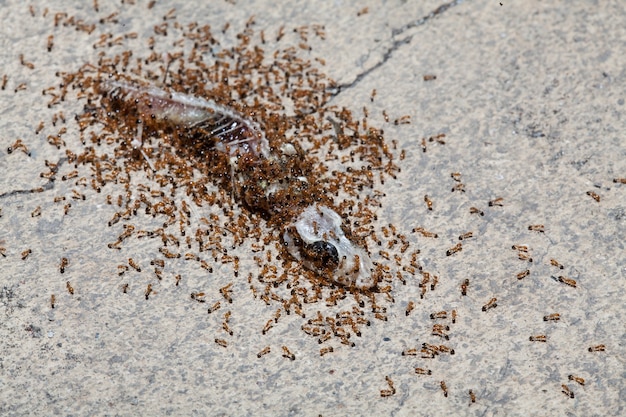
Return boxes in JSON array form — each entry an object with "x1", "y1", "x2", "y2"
[{"x1": 102, "y1": 78, "x2": 376, "y2": 290}]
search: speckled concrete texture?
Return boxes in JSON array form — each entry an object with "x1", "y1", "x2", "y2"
[{"x1": 1, "y1": 1, "x2": 624, "y2": 416}]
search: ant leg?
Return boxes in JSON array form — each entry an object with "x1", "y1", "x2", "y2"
[{"x1": 132, "y1": 122, "x2": 156, "y2": 172}]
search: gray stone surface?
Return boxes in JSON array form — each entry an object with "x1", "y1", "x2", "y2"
[{"x1": 1, "y1": 0, "x2": 624, "y2": 416}]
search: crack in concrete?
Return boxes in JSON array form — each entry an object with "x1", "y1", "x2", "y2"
[
  {"x1": 329, "y1": 0, "x2": 465, "y2": 98},
  {"x1": 0, "y1": 157, "x2": 68, "y2": 199}
]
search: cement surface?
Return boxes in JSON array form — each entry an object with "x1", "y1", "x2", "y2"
[{"x1": 1, "y1": 1, "x2": 624, "y2": 416}]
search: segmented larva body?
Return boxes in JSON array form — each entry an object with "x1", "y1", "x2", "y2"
[
  {"x1": 106, "y1": 79, "x2": 271, "y2": 159},
  {"x1": 103, "y1": 79, "x2": 376, "y2": 290}
]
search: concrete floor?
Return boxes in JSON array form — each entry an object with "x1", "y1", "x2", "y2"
[{"x1": 1, "y1": 1, "x2": 624, "y2": 416}]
